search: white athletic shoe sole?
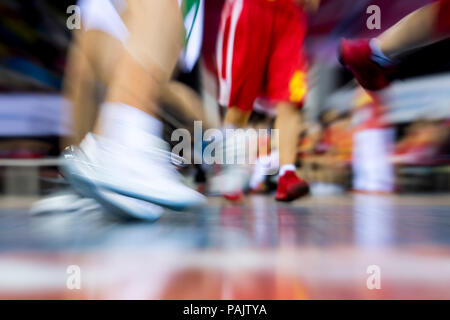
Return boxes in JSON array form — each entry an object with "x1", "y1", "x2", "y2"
[
  {"x1": 30, "y1": 191, "x2": 100, "y2": 216},
  {"x1": 62, "y1": 136, "x2": 206, "y2": 211},
  {"x1": 63, "y1": 168, "x2": 164, "y2": 221}
]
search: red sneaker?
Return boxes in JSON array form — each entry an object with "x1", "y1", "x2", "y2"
[
  {"x1": 275, "y1": 171, "x2": 309, "y2": 202},
  {"x1": 339, "y1": 38, "x2": 397, "y2": 91},
  {"x1": 224, "y1": 191, "x2": 244, "y2": 202}
]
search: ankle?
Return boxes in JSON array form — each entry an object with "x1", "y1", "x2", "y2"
[
  {"x1": 280, "y1": 164, "x2": 296, "y2": 177},
  {"x1": 95, "y1": 102, "x2": 163, "y2": 149},
  {"x1": 370, "y1": 39, "x2": 396, "y2": 67}
]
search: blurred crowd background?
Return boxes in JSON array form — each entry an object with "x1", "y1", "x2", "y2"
[{"x1": 1, "y1": 0, "x2": 450, "y2": 196}]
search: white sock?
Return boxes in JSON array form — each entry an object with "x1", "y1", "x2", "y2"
[
  {"x1": 370, "y1": 39, "x2": 395, "y2": 67},
  {"x1": 279, "y1": 164, "x2": 296, "y2": 177},
  {"x1": 97, "y1": 102, "x2": 163, "y2": 149}
]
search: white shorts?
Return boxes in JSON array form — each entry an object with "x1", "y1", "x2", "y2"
[
  {"x1": 78, "y1": 0, "x2": 129, "y2": 44},
  {"x1": 77, "y1": 0, "x2": 203, "y2": 71}
]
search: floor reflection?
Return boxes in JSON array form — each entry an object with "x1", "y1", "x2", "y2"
[{"x1": 0, "y1": 194, "x2": 449, "y2": 299}]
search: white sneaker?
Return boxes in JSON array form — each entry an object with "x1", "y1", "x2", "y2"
[
  {"x1": 30, "y1": 190, "x2": 100, "y2": 215},
  {"x1": 62, "y1": 134, "x2": 206, "y2": 210},
  {"x1": 209, "y1": 165, "x2": 251, "y2": 196},
  {"x1": 208, "y1": 131, "x2": 252, "y2": 196},
  {"x1": 310, "y1": 182, "x2": 345, "y2": 196},
  {"x1": 30, "y1": 188, "x2": 163, "y2": 221},
  {"x1": 91, "y1": 187, "x2": 164, "y2": 221}
]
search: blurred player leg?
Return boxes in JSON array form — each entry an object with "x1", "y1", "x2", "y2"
[
  {"x1": 209, "y1": 0, "x2": 272, "y2": 198},
  {"x1": 63, "y1": 0, "x2": 205, "y2": 210},
  {"x1": 63, "y1": 0, "x2": 130, "y2": 147},
  {"x1": 339, "y1": 0, "x2": 450, "y2": 91},
  {"x1": 99, "y1": 0, "x2": 182, "y2": 122},
  {"x1": 378, "y1": 0, "x2": 450, "y2": 56},
  {"x1": 52, "y1": 0, "x2": 165, "y2": 220},
  {"x1": 62, "y1": 30, "x2": 97, "y2": 147},
  {"x1": 224, "y1": 107, "x2": 252, "y2": 129},
  {"x1": 162, "y1": 81, "x2": 212, "y2": 130},
  {"x1": 275, "y1": 104, "x2": 302, "y2": 170},
  {"x1": 274, "y1": 103, "x2": 309, "y2": 201},
  {"x1": 212, "y1": 0, "x2": 311, "y2": 201},
  {"x1": 268, "y1": 2, "x2": 310, "y2": 201},
  {"x1": 64, "y1": 0, "x2": 208, "y2": 147}
]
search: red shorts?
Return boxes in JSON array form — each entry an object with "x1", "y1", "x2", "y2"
[
  {"x1": 437, "y1": 0, "x2": 450, "y2": 34},
  {"x1": 217, "y1": 0, "x2": 308, "y2": 112}
]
